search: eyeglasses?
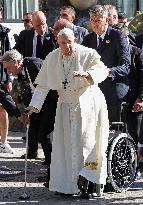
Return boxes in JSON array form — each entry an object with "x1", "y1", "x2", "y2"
[{"x1": 22, "y1": 19, "x2": 31, "y2": 23}]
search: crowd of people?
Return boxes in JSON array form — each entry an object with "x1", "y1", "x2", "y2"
[{"x1": 0, "y1": 3, "x2": 143, "y2": 199}]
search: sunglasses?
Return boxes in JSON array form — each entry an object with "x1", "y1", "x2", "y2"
[{"x1": 22, "y1": 19, "x2": 31, "y2": 23}]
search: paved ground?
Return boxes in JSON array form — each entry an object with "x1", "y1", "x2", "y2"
[{"x1": 0, "y1": 131, "x2": 143, "y2": 205}]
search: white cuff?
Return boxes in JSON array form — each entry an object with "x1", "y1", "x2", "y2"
[{"x1": 29, "y1": 86, "x2": 49, "y2": 111}]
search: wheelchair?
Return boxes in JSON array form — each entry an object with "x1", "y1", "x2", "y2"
[
  {"x1": 106, "y1": 123, "x2": 137, "y2": 193},
  {"x1": 78, "y1": 103, "x2": 137, "y2": 198}
]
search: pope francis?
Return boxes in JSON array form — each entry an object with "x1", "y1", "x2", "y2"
[{"x1": 28, "y1": 28, "x2": 109, "y2": 197}]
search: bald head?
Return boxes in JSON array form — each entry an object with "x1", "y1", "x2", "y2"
[{"x1": 32, "y1": 11, "x2": 47, "y2": 35}]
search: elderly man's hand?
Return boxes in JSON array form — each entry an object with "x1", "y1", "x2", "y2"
[{"x1": 18, "y1": 114, "x2": 29, "y2": 125}]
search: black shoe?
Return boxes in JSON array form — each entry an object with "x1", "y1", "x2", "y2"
[
  {"x1": 22, "y1": 136, "x2": 26, "y2": 141},
  {"x1": 21, "y1": 153, "x2": 38, "y2": 159},
  {"x1": 37, "y1": 175, "x2": 47, "y2": 182},
  {"x1": 104, "y1": 183, "x2": 114, "y2": 192},
  {"x1": 43, "y1": 181, "x2": 49, "y2": 188},
  {"x1": 55, "y1": 192, "x2": 73, "y2": 196},
  {"x1": 41, "y1": 160, "x2": 48, "y2": 165},
  {"x1": 80, "y1": 191, "x2": 91, "y2": 199}
]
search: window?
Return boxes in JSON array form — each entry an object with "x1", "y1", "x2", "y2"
[
  {"x1": 1, "y1": 0, "x2": 39, "y2": 22},
  {"x1": 139, "y1": 0, "x2": 143, "y2": 12},
  {"x1": 117, "y1": 0, "x2": 136, "y2": 19},
  {"x1": 99, "y1": 0, "x2": 137, "y2": 19}
]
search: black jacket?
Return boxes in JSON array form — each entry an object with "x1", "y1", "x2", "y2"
[
  {"x1": 0, "y1": 24, "x2": 11, "y2": 84},
  {"x1": 82, "y1": 26, "x2": 131, "y2": 106},
  {"x1": 14, "y1": 27, "x2": 54, "y2": 60},
  {"x1": 127, "y1": 45, "x2": 143, "y2": 105}
]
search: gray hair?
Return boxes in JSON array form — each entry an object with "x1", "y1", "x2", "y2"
[
  {"x1": 1, "y1": 49, "x2": 23, "y2": 63},
  {"x1": 89, "y1": 5, "x2": 108, "y2": 17}
]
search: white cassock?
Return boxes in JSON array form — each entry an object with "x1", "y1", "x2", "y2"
[{"x1": 30, "y1": 44, "x2": 109, "y2": 194}]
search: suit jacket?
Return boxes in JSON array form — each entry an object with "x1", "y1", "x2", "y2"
[
  {"x1": 136, "y1": 33, "x2": 143, "y2": 49},
  {"x1": 127, "y1": 45, "x2": 143, "y2": 105},
  {"x1": 82, "y1": 26, "x2": 131, "y2": 106},
  {"x1": 14, "y1": 27, "x2": 58, "y2": 108},
  {"x1": 14, "y1": 27, "x2": 54, "y2": 60},
  {"x1": 73, "y1": 24, "x2": 89, "y2": 44}
]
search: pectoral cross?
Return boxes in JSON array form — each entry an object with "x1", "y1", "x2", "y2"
[{"x1": 62, "y1": 78, "x2": 68, "y2": 89}]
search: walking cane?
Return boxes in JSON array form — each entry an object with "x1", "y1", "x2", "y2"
[{"x1": 19, "y1": 123, "x2": 30, "y2": 200}]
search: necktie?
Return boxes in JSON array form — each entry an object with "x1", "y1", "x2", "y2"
[
  {"x1": 36, "y1": 35, "x2": 42, "y2": 58},
  {"x1": 97, "y1": 36, "x2": 102, "y2": 48}
]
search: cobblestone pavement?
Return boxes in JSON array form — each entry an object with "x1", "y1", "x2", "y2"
[{"x1": 0, "y1": 132, "x2": 143, "y2": 205}]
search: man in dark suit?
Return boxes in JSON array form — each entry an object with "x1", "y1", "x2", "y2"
[
  {"x1": 14, "y1": 11, "x2": 58, "y2": 177},
  {"x1": 82, "y1": 5, "x2": 131, "y2": 123},
  {"x1": 14, "y1": 11, "x2": 54, "y2": 60},
  {"x1": 104, "y1": 5, "x2": 136, "y2": 46},
  {"x1": 59, "y1": 6, "x2": 89, "y2": 44},
  {"x1": 136, "y1": 33, "x2": 143, "y2": 49}
]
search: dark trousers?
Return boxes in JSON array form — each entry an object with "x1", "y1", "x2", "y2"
[
  {"x1": 107, "y1": 90, "x2": 128, "y2": 122},
  {"x1": 126, "y1": 105, "x2": 143, "y2": 145},
  {"x1": 28, "y1": 90, "x2": 58, "y2": 166},
  {"x1": 108, "y1": 102, "x2": 122, "y2": 123}
]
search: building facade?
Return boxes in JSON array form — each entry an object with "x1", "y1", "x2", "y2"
[
  {"x1": 0, "y1": 0, "x2": 143, "y2": 23},
  {"x1": 0, "y1": 0, "x2": 143, "y2": 34}
]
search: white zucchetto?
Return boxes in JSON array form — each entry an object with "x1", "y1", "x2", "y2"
[{"x1": 57, "y1": 28, "x2": 74, "y2": 38}]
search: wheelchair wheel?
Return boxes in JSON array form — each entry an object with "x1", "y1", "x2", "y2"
[{"x1": 107, "y1": 132, "x2": 137, "y2": 192}]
